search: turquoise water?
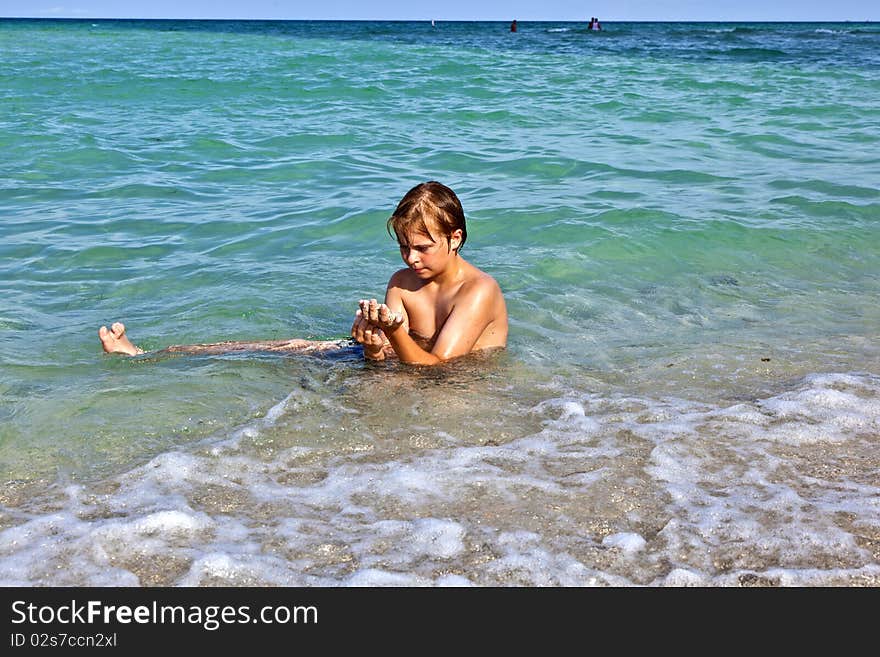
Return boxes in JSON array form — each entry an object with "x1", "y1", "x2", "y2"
[{"x1": 1, "y1": 19, "x2": 879, "y2": 586}]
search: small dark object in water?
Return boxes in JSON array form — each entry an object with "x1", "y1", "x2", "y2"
[
  {"x1": 761, "y1": 357, "x2": 771, "y2": 362},
  {"x1": 709, "y1": 274, "x2": 739, "y2": 286}
]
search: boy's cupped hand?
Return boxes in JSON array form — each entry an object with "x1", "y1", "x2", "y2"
[{"x1": 358, "y1": 298, "x2": 404, "y2": 332}]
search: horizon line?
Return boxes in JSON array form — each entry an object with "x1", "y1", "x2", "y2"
[{"x1": 0, "y1": 16, "x2": 875, "y2": 23}]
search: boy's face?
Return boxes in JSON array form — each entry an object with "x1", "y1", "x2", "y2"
[{"x1": 397, "y1": 225, "x2": 462, "y2": 279}]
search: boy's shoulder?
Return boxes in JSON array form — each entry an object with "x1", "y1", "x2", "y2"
[
  {"x1": 387, "y1": 263, "x2": 503, "y2": 297},
  {"x1": 388, "y1": 267, "x2": 420, "y2": 289}
]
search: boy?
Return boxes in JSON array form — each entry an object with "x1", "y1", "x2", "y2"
[{"x1": 99, "y1": 182, "x2": 507, "y2": 365}]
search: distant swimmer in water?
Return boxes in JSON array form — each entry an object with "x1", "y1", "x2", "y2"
[
  {"x1": 588, "y1": 17, "x2": 602, "y2": 31},
  {"x1": 98, "y1": 182, "x2": 508, "y2": 366},
  {"x1": 510, "y1": 19, "x2": 517, "y2": 33}
]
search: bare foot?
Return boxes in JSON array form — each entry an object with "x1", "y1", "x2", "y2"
[{"x1": 98, "y1": 322, "x2": 144, "y2": 356}]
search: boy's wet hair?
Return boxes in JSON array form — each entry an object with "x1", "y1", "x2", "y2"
[{"x1": 387, "y1": 181, "x2": 467, "y2": 252}]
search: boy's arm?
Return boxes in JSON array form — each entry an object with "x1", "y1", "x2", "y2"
[
  {"x1": 418, "y1": 281, "x2": 496, "y2": 361},
  {"x1": 383, "y1": 325, "x2": 443, "y2": 365},
  {"x1": 363, "y1": 279, "x2": 497, "y2": 365}
]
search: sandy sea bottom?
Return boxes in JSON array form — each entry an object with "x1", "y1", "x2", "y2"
[{"x1": 2, "y1": 346, "x2": 879, "y2": 587}]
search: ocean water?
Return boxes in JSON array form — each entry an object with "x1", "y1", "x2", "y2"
[{"x1": 1, "y1": 18, "x2": 879, "y2": 586}]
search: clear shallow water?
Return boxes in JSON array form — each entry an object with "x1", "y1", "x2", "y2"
[{"x1": 1, "y1": 19, "x2": 879, "y2": 586}]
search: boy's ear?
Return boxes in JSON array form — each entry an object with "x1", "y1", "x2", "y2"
[{"x1": 449, "y1": 229, "x2": 463, "y2": 252}]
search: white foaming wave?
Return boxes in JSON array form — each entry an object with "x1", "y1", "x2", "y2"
[
  {"x1": 642, "y1": 373, "x2": 880, "y2": 581},
  {"x1": 485, "y1": 531, "x2": 633, "y2": 586},
  {"x1": 409, "y1": 518, "x2": 467, "y2": 559},
  {"x1": 179, "y1": 553, "x2": 275, "y2": 587},
  {"x1": 345, "y1": 569, "x2": 432, "y2": 586},
  {"x1": 602, "y1": 532, "x2": 647, "y2": 554},
  {"x1": 0, "y1": 420, "x2": 610, "y2": 585},
  {"x1": 436, "y1": 573, "x2": 474, "y2": 586},
  {"x1": 660, "y1": 563, "x2": 880, "y2": 587},
  {"x1": 718, "y1": 372, "x2": 880, "y2": 445},
  {"x1": 95, "y1": 510, "x2": 213, "y2": 541},
  {"x1": 660, "y1": 568, "x2": 709, "y2": 586},
  {"x1": 0, "y1": 422, "x2": 297, "y2": 586},
  {"x1": 1, "y1": 372, "x2": 878, "y2": 586}
]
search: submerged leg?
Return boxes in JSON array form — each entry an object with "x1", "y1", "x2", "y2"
[
  {"x1": 162, "y1": 338, "x2": 355, "y2": 355},
  {"x1": 98, "y1": 321, "x2": 357, "y2": 357}
]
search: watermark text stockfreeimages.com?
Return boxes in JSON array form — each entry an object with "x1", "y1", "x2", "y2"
[{"x1": 10, "y1": 598, "x2": 317, "y2": 632}]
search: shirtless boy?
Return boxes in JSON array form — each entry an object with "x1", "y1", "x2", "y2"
[{"x1": 99, "y1": 182, "x2": 508, "y2": 365}]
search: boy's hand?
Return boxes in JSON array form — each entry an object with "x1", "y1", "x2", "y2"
[
  {"x1": 358, "y1": 299, "x2": 404, "y2": 332},
  {"x1": 351, "y1": 310, "x2": 387, "y2": 359}
]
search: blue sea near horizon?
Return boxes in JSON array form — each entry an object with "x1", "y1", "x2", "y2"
[{"x1": 1, "y1": 18, "x2": 879, "y2": 586}]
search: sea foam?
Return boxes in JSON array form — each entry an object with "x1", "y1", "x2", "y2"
[{"x1": 1, "y1": 372, "x2": 878, "y2": 586}]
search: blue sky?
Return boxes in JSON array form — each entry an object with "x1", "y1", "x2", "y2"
[{"x1": 1, "y1": 1, "x2": 877, "y2": 21}]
